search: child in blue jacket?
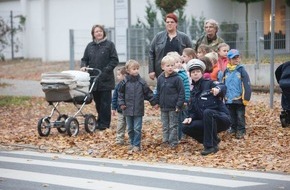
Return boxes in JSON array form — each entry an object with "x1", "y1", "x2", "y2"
[{"x1": 222, "y1": 49, "x2": 252, "y2": 139}]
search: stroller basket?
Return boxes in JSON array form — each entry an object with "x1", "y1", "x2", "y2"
[
  {"x1": 41, "y1": 71, "x2": 90, "y2": 103},
  {"x1": 42, "y1": 83, "x2": 72, "y2": 102}
]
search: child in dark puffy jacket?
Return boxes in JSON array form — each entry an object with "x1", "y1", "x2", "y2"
[
  {"x1": 167, "y1": 51, "x2": 190, "y2": 140},
  {"x1": 154, "y1": 55, "x2": 185, "y2": 148},
  {"x1": 118, "y1": 60, "x2": 155, "y2": 153},
  {"x1": 275, "y1": 61, "x2": 290, "y2": 128},
  {"x1": 111, "y1": 66, "x2": 127, "y2": 145}
]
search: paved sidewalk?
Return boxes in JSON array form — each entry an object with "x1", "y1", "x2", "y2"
[
  {"x1": 0, "y1": 78, "x2": 44, "y2": 97},
  {"x1": 0, "y1": 78, "x2": 281, "y2": 104}
]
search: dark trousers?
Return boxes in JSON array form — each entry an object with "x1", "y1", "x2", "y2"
[
  {"x1": 227, "y1": 104, "x2": 246, "y2": 133},
  {"x1": 92, "y1": 90, "x2": 112, "y2": 128},
  {"x1": 182, "y1": 109, "x2": 231, "y2": 148},
  {"x1": 281, "y1": 88, "x2": 290, "y2": 111}
]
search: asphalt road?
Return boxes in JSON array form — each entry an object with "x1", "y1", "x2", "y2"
[
  {"x1": 0, "y1": 78, "x2": 282, "y2": 104},
  {"x1": 0, "y1": 78, "x2": 44, "y2": 97},
  {"x1": 0, "y1": 150, "x2": 289, "y2": 190}
]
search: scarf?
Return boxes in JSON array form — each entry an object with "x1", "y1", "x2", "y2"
[
  {"x1": 227, "y1": 63, "x2": 237, "y2": 72},
  {"x1": 94, "y1": 36, "x2": 107, "y2": 44}
]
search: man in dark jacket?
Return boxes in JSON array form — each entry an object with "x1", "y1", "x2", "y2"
[
  {"x1": 182, "y1": 59, "x2": 231, "y2": 155},
  {"x1": 275, "y1": 61, "x2": 290, "y2": 128}
]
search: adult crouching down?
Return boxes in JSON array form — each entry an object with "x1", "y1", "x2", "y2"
[{"x1": 182, "y1": 59, "x2": 231, "y2": 155}]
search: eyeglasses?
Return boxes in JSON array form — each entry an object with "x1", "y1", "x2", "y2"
[{"x1": 204, "y1": 26, "x2": 214, "y2": 29}]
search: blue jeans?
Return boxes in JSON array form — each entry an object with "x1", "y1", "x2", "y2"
[
  {"x1": 126, "y1": 116, "x2": 143, "y2": 148},
  {"x1": 161, "y1": 110, "x2": 178, "y2": 146},
  {"x1": 226, "y1": 104, "x2": 246, "y2": 133}
]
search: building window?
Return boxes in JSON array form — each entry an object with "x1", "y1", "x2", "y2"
[{"x1": 264, "y1": 0, "x2": 286, "y2": 49}]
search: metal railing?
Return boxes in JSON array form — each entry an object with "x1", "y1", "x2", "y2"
[
  {"x1": 0, "y1": 10, "x2": 24, "y2": 60},
  {"x1": 69, "y1": 19, "x2": 290, "y2": 67}
]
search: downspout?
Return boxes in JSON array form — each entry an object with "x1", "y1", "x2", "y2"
[
  {"x1": 41, "y1": 0, "x2": 48, "y2": 62},
  {"x1": 20, "y1": 0, "x2": 27, "y2": 59}
]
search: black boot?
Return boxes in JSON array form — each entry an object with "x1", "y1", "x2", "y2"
[{"x1": 201, "y1": 146, "x2": 219, "y2": 156}]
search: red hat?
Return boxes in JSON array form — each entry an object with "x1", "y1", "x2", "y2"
[{"x1": 165, "y1": 13, "x2": 178, "y2": 23}]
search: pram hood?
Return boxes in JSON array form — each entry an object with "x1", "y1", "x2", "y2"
[
  {"x1": 41, "y1": 70, "x2": 90, "y2": 87},
  {"x1": 41, "y1": 72, "x2": 76, "y2": 85},
  {"x1": 61, "y1": 70, "x2": 90, "y2": 87}
]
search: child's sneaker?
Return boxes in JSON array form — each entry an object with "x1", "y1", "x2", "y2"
[
  {"x1": 227, "y1": 127, "x2": 236, "y2": 134},
  {"x1": 127, "y1": 145, "x2": 133, "y2": 150},
  {"x1": 128, "y1": 146, "x2": 140, "y2": 154},
  {"x1": 169, "y1": 143, "x2": 178, "y2": 149},
  {"x1": 160, "y1": 142, "x2": 169, "y2": 148},
  {"x1": 236, "y1": 131, "x2": 245, "y2": 139},
  {"x1": 116, "y1": 141, "x2": 124, "y2": 145}
]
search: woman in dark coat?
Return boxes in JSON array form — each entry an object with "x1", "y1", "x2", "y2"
[{"x1": 81, "y1": 24, "x2": 119, "y2": 130}]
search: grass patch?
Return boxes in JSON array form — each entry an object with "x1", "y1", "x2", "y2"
[
  {"x1": 0, "y1": 96, "x2": 31, "y2": 106},
  {"x1": 0, "y1": 82, "x2": 12, "y2": 88}
]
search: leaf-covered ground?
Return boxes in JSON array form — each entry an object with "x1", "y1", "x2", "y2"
[{"x1": 0, "y1": 60, "x2": 289, "y2": 174}]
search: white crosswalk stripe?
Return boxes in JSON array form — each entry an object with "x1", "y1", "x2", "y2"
[
  {"x1": 0, "y1": 150, "x2": 289, "y2": 190},
  {"x1": 0, "y1": 156, "x2": 265, "y2": 188},
  {"x1": 0, "y1": 168, "x2": 168, "y2": 190}
]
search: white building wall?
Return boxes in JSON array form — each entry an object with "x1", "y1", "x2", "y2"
[
  {"x1": 0, "y1": 0, "x2": 22, "y2": 59},
  {"x1": 42, "y1": 0, "x2": 115, "y2": 61},
  {"x1": 230, "y1": 1, "x2": 264, "y2": 54},
  {"x1": 0, "y1": 0, "x2": 268, "y2": 61},
  {"x1": 25, "y1": 0, "x2": 42, "y2": 59},
  {"x1": 130, "y1": 0, "x2": 234, "y2": 26}
]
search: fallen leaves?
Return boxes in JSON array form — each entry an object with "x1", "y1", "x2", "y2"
[
  {"x1": 0, "y1": 60, "x2": 289, "y2": 174},
  {"x1": 0, "y1": 96, "x2": 289, "y2": 173}
]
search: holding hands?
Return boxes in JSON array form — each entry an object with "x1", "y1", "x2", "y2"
[{"x1": 182, "y1": 117, "x2": 192, "y2": 125}]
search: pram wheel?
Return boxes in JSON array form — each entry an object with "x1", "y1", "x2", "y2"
[
  {"x1": 84, "y1": 114, "x2": 97, "y2": 133},
  {"x1": 37, "y1": 117, "x2": 51, "y2": 137},
  {"x1": 65, "y1": 117, "x2": 79, "y2": 136},
  {"x1": 56, "y1": 114, "x2": 68, "y2": 133}
]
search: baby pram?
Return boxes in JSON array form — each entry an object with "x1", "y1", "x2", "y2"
[
  {"x1": 38, "y1": 68, "x2": 101, "y2": 136},
  {"x1": 275, "y1": 61, "x2": 290, "y2": 128}
]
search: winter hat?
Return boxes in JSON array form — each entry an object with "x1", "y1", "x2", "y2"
[
  {"x1": 165, "y1": 13, "x2": 178, "y2": 23},
  {"x1": 227, "y1": 49, "x2": 240, "y2": 59},
  {"x1": 187, "y1": 59, "x2": 206, "y2": 72}
]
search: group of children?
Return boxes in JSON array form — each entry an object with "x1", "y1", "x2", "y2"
[{"x1": 111, "y1": 42, "x2": 252, "y2": 155}]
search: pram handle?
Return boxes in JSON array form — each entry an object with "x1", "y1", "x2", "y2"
[
  {"x1": 84, "y1": 68, "x2": 102, "y2": 84},
  {"x1": 85, "y1": 67, "x2": 102, "y2": 78}
]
